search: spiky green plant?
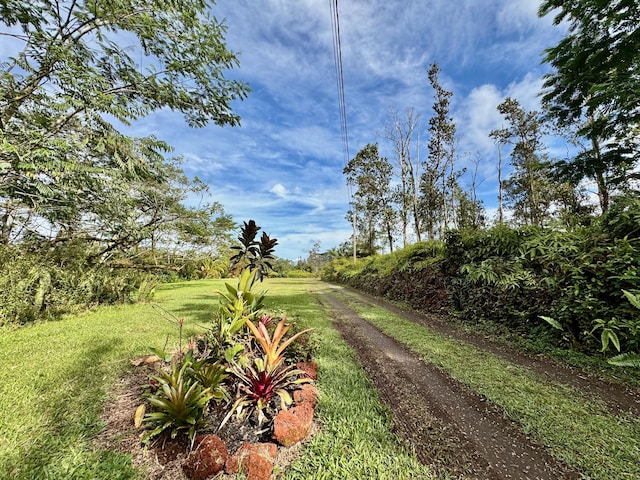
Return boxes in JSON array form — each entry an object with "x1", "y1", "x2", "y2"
[{"x1": 142, "y1": 356, "x2": 215, "y2": 443}]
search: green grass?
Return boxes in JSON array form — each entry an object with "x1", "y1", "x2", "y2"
[
  {"x1": 336, "y1": 288, "x2": 640, "y2": 480},
  {"x1": 262, "y1": 279, "x2": 435, "y2": 479},
  {"x1": 0, "y1": 278, "x2": 230, "y2": 480},
  {"x1": 0, "y1": 278, "x2": 434, "y2": 480}
]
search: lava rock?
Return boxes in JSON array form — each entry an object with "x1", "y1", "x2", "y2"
[
  {"x1": 225, "y1": 442, "x2": 278, "y2": 480},
  {"x1": 273, "y1": 403, "x2": 314, "y2": 447},
  {"x1": 296, "y1": 361, "x2": 318, "y2": 380},
  {"x1": 293, "y1": 383, "x2": 318, "y2": 408},
  {"x1": 182, "y1": 434, "x2": 228, "y2": 480}
]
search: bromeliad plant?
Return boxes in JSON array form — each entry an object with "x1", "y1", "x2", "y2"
[
  {"x1": 223, "y1": 356, "x2": 311, "y2": 427},
  {"x1": 220, "y1": 313, "x2": 314, "y2": 426},
  {"x1": 246, "y1": 314, "x2": 313, "y2": 369},
  {"x1": 141, "y1": 351, "x2": 228, "y2": 444}
]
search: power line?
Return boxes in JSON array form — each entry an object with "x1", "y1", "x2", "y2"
[
  {"x1": 329, "y1": 0, "x2": 356, "y2": 262},
  {"x1": 329, "y1": 0, "x2": 349, "y2": 164}
]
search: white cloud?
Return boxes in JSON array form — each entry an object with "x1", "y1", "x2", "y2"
[{"x1": 270, "y1": 183, "x2": 287, "y2": 198}]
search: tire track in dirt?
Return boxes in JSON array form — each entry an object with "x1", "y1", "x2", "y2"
[
  {"x1": 345, "y1": 287, "x2": 640, "y2": 416},
  {"x1": 319, "y1": 289, "x2": 581, "y2": 480}
]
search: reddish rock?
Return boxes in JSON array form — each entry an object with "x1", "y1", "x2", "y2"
[
  {"x1": 296, "y1": 361, "x2": 318, "y2": 380},
  {"x1": 273, "y1": 403, "x2": 314, "y2": 447},
  {"x1": 225, "y1": 442, "x2": 277, "y2": 480},
  {"x1": 182, "y1": 434, "x2": 228, "y2": 480},
  {"x1": 293, "y1": 383, "x2": 318, "y2": 408}
]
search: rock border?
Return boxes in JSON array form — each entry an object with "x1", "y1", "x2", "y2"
[{"x1": 182, "y1": 362, "x2": 318, "y2": 480}]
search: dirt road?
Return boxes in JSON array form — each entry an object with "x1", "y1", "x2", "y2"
[{"x1": 319, "y1": 286, "x2": 587, "y2": 479}]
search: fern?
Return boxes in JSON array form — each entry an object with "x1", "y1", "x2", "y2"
[{"x1": 608, "y1": 353, "x2": 640, "y2": 368}]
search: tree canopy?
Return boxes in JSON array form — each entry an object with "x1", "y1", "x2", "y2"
[
  {"x1": 0, "y1": 0, "x2": 249, "y2": 248},
  {"x1": 539, "y1": 0, "x2": 640, "y2": 211}
]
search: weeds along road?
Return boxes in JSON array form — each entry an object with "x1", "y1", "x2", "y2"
[{"x1": 318, "y1": 285, "x2": 587, "y2": 480}]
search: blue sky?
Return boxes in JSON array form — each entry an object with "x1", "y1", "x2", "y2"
[{"x1": 124, "y1": 1, "x2": 567, "y2": 260}]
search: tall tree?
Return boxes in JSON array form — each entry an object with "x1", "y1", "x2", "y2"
[
  {"x1": 455, "y1": 153, "x2": 486, "y2": 230},
  {"x1": 539, "y1": 0, "x2": 640, "y2": 212},
  {"x1": 420, "y1": 63, "x2": 456, "y2": 239},
  {"x1": 386, "y1": 108, "x2": 421, "y2": 244},
  {"x1": 490, "y1": 127, "x2": 509, "y2": 224},
  {"x1": 491, "y1": 98, "x2": 552, "y2": 226},
  {"x1": 344, "y1": 143, "x2": 396, "y2": 254},
  {"x1": 0, "y1": 0, "x2": 249, "y2": 244}
]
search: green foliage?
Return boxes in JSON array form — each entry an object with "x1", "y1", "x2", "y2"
[
  {"x1": 608, "y1": 353, "x2": 640, "y2": 368},
  {"x1": 420, "y1": 62, "x2": 458, "y2": 239},
  {"x1": 344, "y1": 143, "x2": 396, "y2": 253},
  {"x1": 539, "y1": 316, "x2": 563, "y2": 331},
  {"x1": 0, "y1": 244, "x2": 154, "y2": 325},
  {"x1": 210, "y1": 267, "x2": 266, "y2": 352},
  {"x1": 1, "y1": 0, "x2": 248, "y2": 247},
  {"x1": 142, "y1": 351, "x2": 227, "y2": 444},
  {"x1": 284, "y1": 268, "x2": 315, "y2": 278},
  {"x1": 598, "y1": 289, "x2": 640, "y2": 366},
  {"x1": 539, "y1": 0, "x2": 640, "y2": 211},
  {"x1": 0, "y1": 0, "x2": 241, "y2": 323},
  {"x1": 230, "y1": 220, "x2": 278, "y2": 281},
  {"x1": 600, "y1": 196, "x2": 640, "y2": 239},
  {"x1": 224, "y1": 357, "x2": 310, "y2": 427},
  {"x1": 328, "y1": 206, "x2": 640, "y2": 358},
  {"x1": 189, "y1": 359, "x2": 228, "y2": 394},
  {"x1": 142, "y1": 262, "x2": 315, "y2": 443},
  {"x1": 198, "y1": 257, "x2": 229, "y2": 279},
  {"x1": 322, "y1": 241, "x2": 449, "y2": 313}
]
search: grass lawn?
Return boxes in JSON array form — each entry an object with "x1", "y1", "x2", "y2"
[{"x1": 0, "y1": 278, "x2": 433, "y2": 480}]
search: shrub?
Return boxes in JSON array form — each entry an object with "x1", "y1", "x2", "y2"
[
  {"x1": 326, "y1": 213, "x2": 640, "y2": 357},
  {"x1": 0, "y1": 244, "x2": 152, "y2": 326}
]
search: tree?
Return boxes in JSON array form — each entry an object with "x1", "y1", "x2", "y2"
[
  {"x1": 344, "y1": 143, "x2": 396, "y2": 254},
  {"x1": 539, "y1": 0, "x2": 640, "y2": 212},
  {"x1": 456, "y1": 153, "x2": 486, "y2": 230},
  {"x1": 385, "y1": 108, "x2": 421, "y2": 245},
  {"x1": 0, "y1": 0, "x2": 249, "y2": 245},
  {"x1": 490, "y1": 127, "x2": 509, "y2": 224},
  {"x1": 420, "y1": 63, "x2": 457, "y2": 239},
  {"x1": 229, "y1": 220, "x2": 278, "y2": 281},
  {"x1": 491, "y1": 98, "x2": 553, "y2": 226}
]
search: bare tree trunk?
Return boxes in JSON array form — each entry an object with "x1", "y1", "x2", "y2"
[
  {"x1": 386, "y1": 107, "x2": 420, "y2": 244},
  {"x1": 497, "y1": 142, "x2": 504, "y2": 224},
  {"x1": 352, "y1": 207, "x2": 357, "y2": 263}
]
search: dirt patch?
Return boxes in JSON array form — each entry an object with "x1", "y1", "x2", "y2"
[{"x1": 320, "y1": 290, "x2": 581, "y2": 480}]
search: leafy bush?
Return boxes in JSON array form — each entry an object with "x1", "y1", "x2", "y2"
[
  {"x1": 142, "y1": 351, "x2": 226, "y2": 443},
  {"x1": 325, "y1": 210, "x2": 640, "y2": 358},
  {"x1": 285, "y1": 268, "x2": 315, "y2": 278},
  {"x1": 0, "y1": 244, "x2": 153, "y2": 326}
]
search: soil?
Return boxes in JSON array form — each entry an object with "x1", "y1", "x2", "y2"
[{"x1": 318, "y1": 284, "x2": 640, "y2": 480}]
